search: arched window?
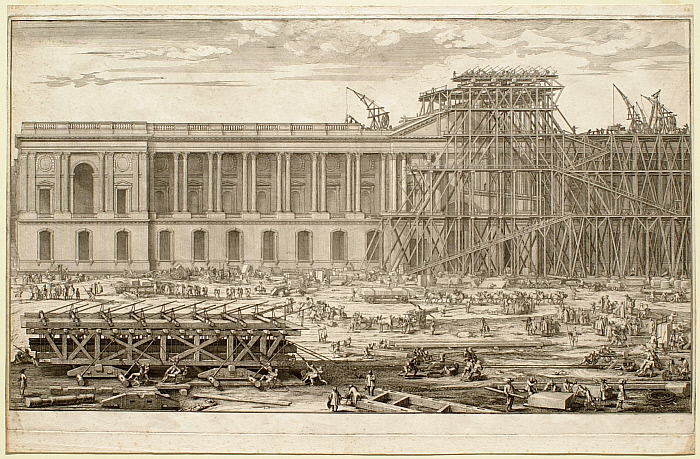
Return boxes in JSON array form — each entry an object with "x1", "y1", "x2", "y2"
[
  {"x1": 227, "y1": 230, "x2": 242, "y2": 261},
  {"x1": 116, "y1": 230, "x2": 130, "y2": 261},
  {"x1": 73, "y1": 163, "x2": 94, "y2": 214},
  {"x1": 262, "y1": 230, "x2": 276, "y2": 262},
  {"x1": 39, "y1": 230, "x2": 52, "y2": 261},
  {"x1": 159, "y1": 231, "x2": 172, "y2": 261},
  {"x1": 331, "y1": 230, "x2": 347, "y2": 261},
  {"x1": 77, "y1": 230, "x2": 91, "y2": 261},
  {"x1": 297, "y1": 230, "x2": 312, "y2": 262},
  {"x1": 366, "y1": 230, "x2": 382, "y2": 262},
  {"x1": 193, "y1": 230, "x2": 207, "y2": 261}
]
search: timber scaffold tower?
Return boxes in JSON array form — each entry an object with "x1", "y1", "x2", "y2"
[{"x1": 382, "y1": 67, "x2": 691, "y2": 278}]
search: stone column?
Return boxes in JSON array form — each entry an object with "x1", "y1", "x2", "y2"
[
  {"x1": 379, "y1": 153, "x2": 386, "y2": 212},
  {"x1": 68, "y1": 165, "x2": 74, "y2": 214},
  {"x1": 132, "y1": 152, "x2": 139, "y2": 212},
  {"x1": 250, "y1": 153, "x2": 258, "y2": 212},
  {"x1": 400, "y1": 153, "x2": 408, "y2": 210},
  {"x1": 105, "y1": 152, "x2": 114, "y2": 213},
  {"x1": 18, "y1": 153, "x2": 27, "y2": 212},
  {"x1": 390, "y1": 153, "x2": 397, "y2": 211},
  {"x1": 241, "y1": 152, "x2": 249, "y2": 212},
  {"x1": 320, "y1": 153, "x2": 327, "y2": 212},
  {"x1": 311, "y1": 152, "x2": 318, "y2": 212},
  {"x1": 27, "y1": 152, "x2": 36, "y2": 212},
  {"x1": 61, "y1": 153, "x2": 69, "y2": 213},
  {"x1": 276, "y1": 152, "x2": 283, "y2": 212},
  {"x1": 354, "y1": 152, "x2": 362, "y2": 212},
  {"x1": 96, "y1": 152, "x2": 104, "y2": 212},
  {"x1": 53, "y1": 153, "x2": 61, "y2": 213},
  {"x1": 207, "y1": 152, "x2": 214, "y2": 212},
  {"x1": 216, "y1": 152, "x2": 223, "y2": 212},
  {"x1": 181, "y1": 153, "x2": 188, "y2": 212},
  {"x1": 148, "y1": 152, "x2": 155, "y2": 215},
  {"x1": 172, "y1": 152, "x2": 179, "y2": 213},
  {"x1": 284, "y1": 152, "x2": 291, "y2": 212},
  {"x1": 345, "y1": 153, "x2": 352, "y2": 212},
  {"x1": 139, "y1": 152, "x2": 148, "y2": 212}
]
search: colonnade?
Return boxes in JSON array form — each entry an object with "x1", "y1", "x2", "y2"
[
  {"x1": 156, "y1": 151, "x2": 410, "y2": 215},
  {"x1": 17, "y1": 150, "x2": 410, "y2": 217}
]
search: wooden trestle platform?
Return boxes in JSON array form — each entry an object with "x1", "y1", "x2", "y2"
[{"x1": 21, "y1": 299, "x2": 303, "y2": 376}]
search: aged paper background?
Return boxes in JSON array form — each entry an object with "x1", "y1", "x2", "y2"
[{"x1": 4, "y1": 3, "x2": 696, "y2": 455}]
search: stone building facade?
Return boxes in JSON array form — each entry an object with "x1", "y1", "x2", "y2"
[{"x1": 14, "y1": 120, "x2": 443, "y2": 273}]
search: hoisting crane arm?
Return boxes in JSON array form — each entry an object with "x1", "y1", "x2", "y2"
[
  {"x1": 613, "y1": 84, "x2": 648, "y2": 134},
  {"x1": 347, "y1": 87, "x2": 391, "y2": 130}
]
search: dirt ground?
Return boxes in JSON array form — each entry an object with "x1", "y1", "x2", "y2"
[{"x1": 9, "y1": 275, "x2": 692, "y2": 413}]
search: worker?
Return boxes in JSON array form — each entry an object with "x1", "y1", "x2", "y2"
[
  {"x1": 562, "y1": 379, "x2": 574, "y2": 393},
  {"x1": 327, "y1": 386, "x2": 340, "y2": 412},
  {"x1": 616, "y1": 379, "x2": 627, "y2": 412},
  {"x1": 503, "y1": 378, "x2": 516, "y2": 412},
  {"x1": 430, "y1": 321, "x2": 436, "y2": 335},
  {"x1": 526, "y1": 376, "x2": 538, "y2": 395},
  {"x1": 18, "y1": 368, "x2": 27, "y2": 398},
  {"x1": 599, "y1": 379, "x2": 610, "y2": 403},
  {"x1": 365, "y1": 370, "x2": 376, "y2": 396},
  {"x1": 679, "y1": 357, "x2": 690, "y2": 379},
  {"x1": 346, "y1": 384, "x2": 361, "y2": 406},
  {"x1": 574, "y1": 383, "x2": 595, "y2": 409},
  {"x1": 543, "y1": 379, "x2": 560, "y2": 392},
  {"x1": 161, "y1": 360, "x2": 183, "y2": 383}
]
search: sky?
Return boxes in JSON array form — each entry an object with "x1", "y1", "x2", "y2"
[{"x1": 10, "y1": 18, "x2": 690, "y2": 152}]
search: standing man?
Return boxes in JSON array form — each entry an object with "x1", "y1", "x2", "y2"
[
  {"x1": 616, "y1": 379, "x2": 627, "y2": 412},
  {"x1": 503, "y1": 378, "x2": 516, "y2": 412},
  {"x1": 18, "y1": 368, "x2": 28, "y2": 398},
  {"x1": 599, "y1": 379, "x2": 610, "y2": 404},
  {"x1": 328, "y1": 387, "x2": 340, "y2": 412},
  {"x1": 365, "y1": 370, "x2": 376, "y2": 396}
]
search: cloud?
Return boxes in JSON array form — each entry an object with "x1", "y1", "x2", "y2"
[
  {"x1": 84, "y1": 45, "x2": 232, "y2": 62},
  {"x1": 33, "y1": 72, "x2": 164, "y2": 88},
  {"x1": 140, "y1": 80, "x2": 254, "y2": 87},
  {"x1": 223, "y1": 32, "x2": 259, "y2": 46},
  {"x1": 240, "y1": 20, "x2": 280, "y2": 37}
]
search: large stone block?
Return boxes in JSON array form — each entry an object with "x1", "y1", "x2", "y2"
[{"x1": 527, "y1": 392, "x2": 575, "y2": 410}]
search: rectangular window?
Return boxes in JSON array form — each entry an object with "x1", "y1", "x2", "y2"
[
  {"x1": 39, "y1": 231, "x2": 52, "y2": 261},
  {"x1": 78, "y1": 232, "x2": 90, "y2": 261},
  {"x1": 116, "y1": 231, "x2": 129, "y2": 261},
  {"x1": 297, "y1": 231, "x2": 311, "y2": 261},
  {"x1": 228, "y1": 231, "x2": 241, "y2": 261},
  {"x1": 193, "y1": 231, "x2": 206, "y2": 261},
  {"x1": 116, "y1": 189, "x2": 128, "y2": 214},
  {"x1": 159, "y1": 232, "x2": 171, "y2": 261},
  {"x1": 331, "y1": 231, "x2": 346, "y2": 261},
  {"x1": 38, "y1": 189, "x2": 51, "y2": 214},
  {"x1": 262, "y1": 231, "x2": 276, "y2": 261}
]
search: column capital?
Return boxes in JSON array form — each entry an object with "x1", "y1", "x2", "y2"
[
  {"x1": 207, "y1": 151, "x2": 214, "y2": 159},
  {"x1": 147, "y1": 151, "x2": 155, "y2": 160},
  {"x1": 311, "y1": 151, "x2": 319, "y2": 160},
  {"x1": 284, "y1": 151, "x2": 292, "y2": 160},
  {"x1": 249, "y1": 151, "x2": 258, "y2": 159},
  {"x1": 27, "y1": 151, "x2": 36, "y2": 158},
  {"x1": 242, "y1": 151, "x2": 249, "y2": 159},
  {"x1": 276, "y1": 151, "x2": 284, "y2": 160},
  {"x1": 354, "y1": 151, "x2": 363, "y2": 159}
]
